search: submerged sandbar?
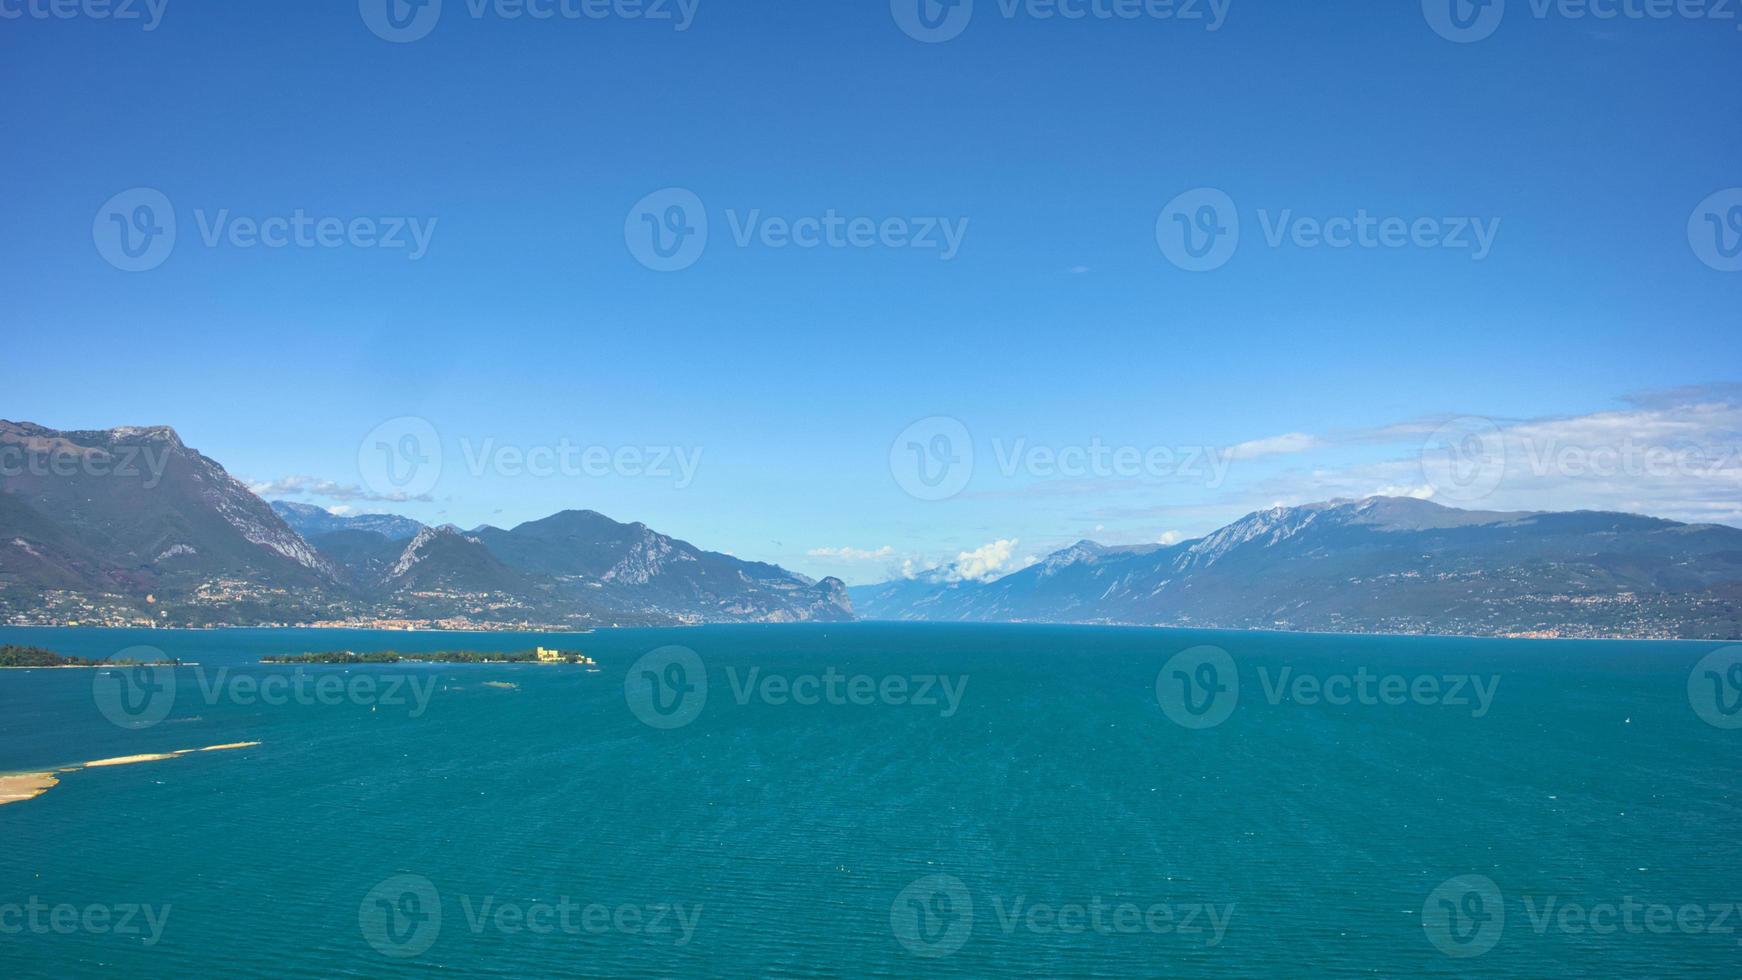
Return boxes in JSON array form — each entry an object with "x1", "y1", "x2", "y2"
[{"x1": 0, "y1": 742, "x2": 261, "y2": 807}]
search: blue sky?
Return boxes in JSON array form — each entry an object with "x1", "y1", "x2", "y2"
[{"x1": 4, "y1": 1, "x2": 1739, "y2": 584}]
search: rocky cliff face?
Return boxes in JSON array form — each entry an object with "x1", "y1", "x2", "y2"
[{"x1": 0, "y1": 420, "x2": 338, "y2": 595}]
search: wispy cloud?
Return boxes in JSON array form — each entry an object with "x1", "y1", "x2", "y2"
[
  {"x1": 806, "y1": 545, "x2": 896, "y2": 561},
  {"x1": 1223, "y1": 432, "x2": 1321, "y2": 460},
  {"x1": 247, "y1": 475, "x2": 435, "y2": 504},
  {"x1": 1249, "y1": 387, "x2": 1742, "y2": 526},
  {"x1": 1064, "y1": 386, "x2": 1742, "y2": 537}
]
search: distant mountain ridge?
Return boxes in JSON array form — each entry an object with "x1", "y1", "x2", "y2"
[
  {"x1": 852, "y1": 497, "x2": 1742, "y2": 639},
  {"x1": 5, "y1": 421, "x2": 1738, "y2": 637},
  {"x1": 271, "y1": 501, "x2": 425, "y2": 541},
  {"x1": 1, "y1": 421, "x2": 850, "y2": 628}
]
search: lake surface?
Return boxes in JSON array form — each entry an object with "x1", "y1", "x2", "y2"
[{"x1": 0, "y1": 623, "x2": 1738, "y2": 977}]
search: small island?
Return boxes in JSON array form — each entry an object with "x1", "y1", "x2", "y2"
[
  {"x1": 0, "y1": 644, "x2": 182, "y2": 668},
  {"x1": 262, "y1": 646, "x2": 597, "y2": 666}
]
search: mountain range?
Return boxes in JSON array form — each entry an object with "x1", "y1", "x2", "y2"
[
  {"x1": 0, "y1": 421, "x2": 849, "y2": 628},
  {"x1": 851, "y1": 496, "x2": 1742, "y2": 639},
  {"x1": 2, "y1": 421, "x2": 1738, "y2": 637}
]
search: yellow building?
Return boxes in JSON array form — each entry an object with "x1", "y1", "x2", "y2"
[{"x1": 535, "y1": 646, "x2": 564, "y2": 663}]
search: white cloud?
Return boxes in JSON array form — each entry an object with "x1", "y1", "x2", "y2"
[
  {"x1": 899, "y1": 558, "x2": 935, "y2": 580},
  {"x1": 893, "y1": 538, "x2": 1036, "y2": 584},
  {"x1": 952, "y1": 539, "x2": 1025, "y2": 582},
  {"x1": 1373, "y1": 484, "x2": 1436, "y2": 500},
  {"x1": 1249, "y1": 389, "x2": 1742, "y2": 526},
  {"x1": 1157, "y1": 530, "x2": 1185, "y2": 545},
  {"x1": 1223, "y1": 432, "x2": 1321, "y2": 460},
  {"x1": 247, "y1": 475, "x2": 434, "y2": 504},
  {"x1": 806, "y1": 545, "x2": 896, "y2": 561}
]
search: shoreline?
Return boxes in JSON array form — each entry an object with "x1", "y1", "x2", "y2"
[
  {"x1": 0, "y1": 663, "x2": 193, "y2": 670},
  {"x1": 1, "y1": 622, "x2": 1735, "y2": 644},
  {"x1": 0, "y1": 742, "x2": 261, "y2": 808}
]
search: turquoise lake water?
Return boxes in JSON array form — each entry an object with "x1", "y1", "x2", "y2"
[{"x1": 0, "y1": 623, "x2": 1737, "y2": 977}]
